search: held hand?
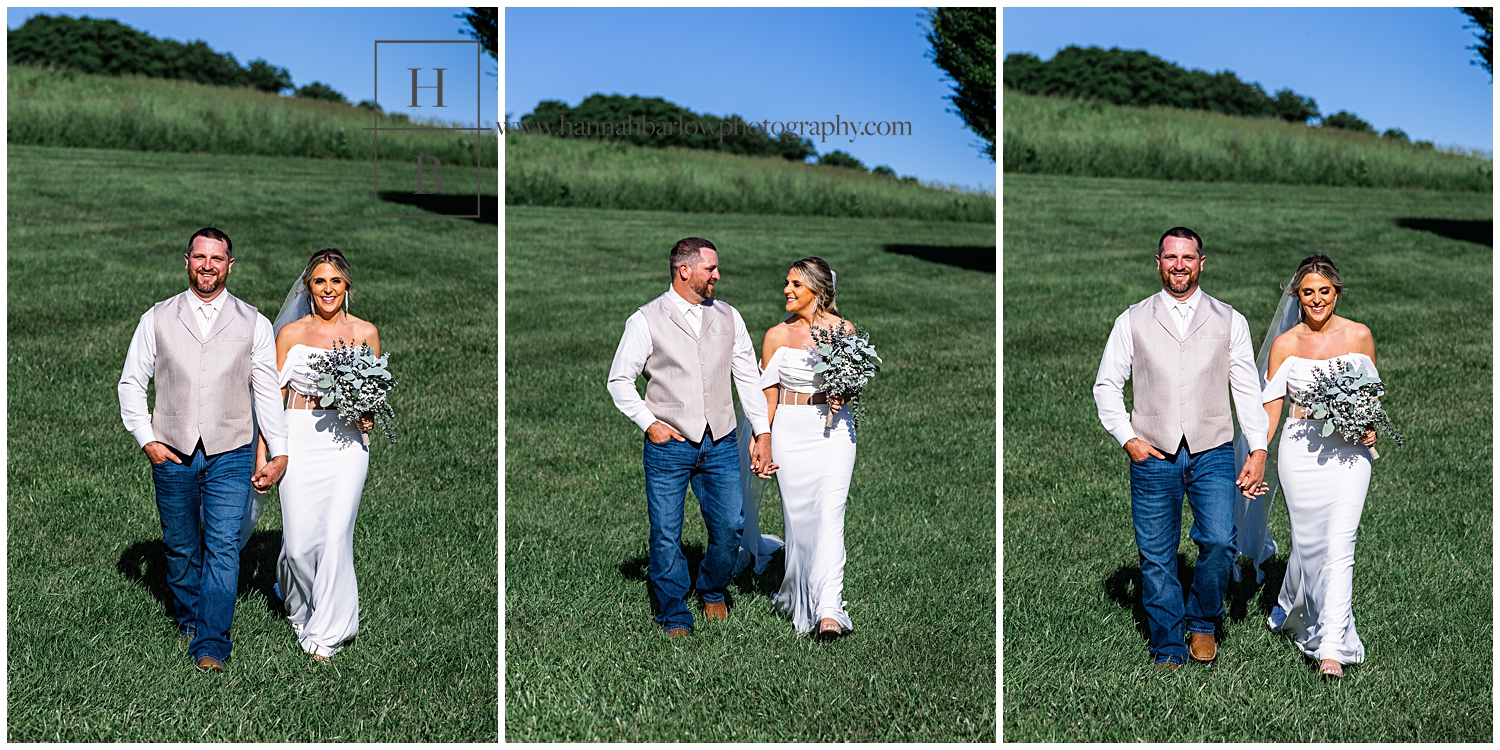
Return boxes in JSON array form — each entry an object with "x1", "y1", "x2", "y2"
[
  {"x1": 646, "y1": 421, "x2": 686, "y2": 444},
  {"x1": 750, "y1": 433, "x2": 777, "y2": 478},
  {"x1": 1237, "y1": 450, "x2": 1268, "y2": 499},
  {"x1": 143, "y1": 442, "x2": 182, "y2": 466},
  {"x1": 1360, "y1": 429, "x2": 1377, "y2": 447},
  {"x1": 252, "y1": 456, "x2": 288, "y2": 493},
  {"x1": 1123, "y1": 438, "x2": 1165, "y2": 463}
]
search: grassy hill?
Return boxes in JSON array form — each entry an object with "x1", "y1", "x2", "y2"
[
  {"x1": 1004, "y1": 90, "x2": 1492, "y2": 191},
  {"x1": 7, "y1": 147, "x2": 498, "y2": 741},
  {"x1": 504, "y1": 133, "x2": 995, "y2": 222},
  {"x1": 8, "y1": 65, "x2": 497, "y2": 166},
  {"x1": 1002, "y1": 173, "x2": 1490, "y2": 741}
]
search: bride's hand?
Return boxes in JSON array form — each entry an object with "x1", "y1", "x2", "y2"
[
  {"x1": 828, "y1": 393, "x2": 846, "y2": 413},
  {"x1": 358, "y1": 414, "x2": 374, "y2": 433},
  {"x1": 1361, "y1": 429, "x2": 1377, "y2": 447}
]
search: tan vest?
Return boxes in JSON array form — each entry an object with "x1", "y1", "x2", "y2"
[
  {"x1": 151, "y1": 290, "x2": 258, "y2": 455},
  {"x1": 640, "y1": 292, "x2": 737, "y2": 442},
  {"x1": 1128, "y1": 293, "x2": 1234, "y2": 453}
]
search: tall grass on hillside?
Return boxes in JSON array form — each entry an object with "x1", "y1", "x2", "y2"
[
  {"x1": 1004, "y1": 91, "x2": 1492, "y2": 191},
  {"x1": 504, "y1": 133, "x2": 995, "y2": 222},
  {"x1": 8, "y1": 66, "x2": 497, "y2": 165}
]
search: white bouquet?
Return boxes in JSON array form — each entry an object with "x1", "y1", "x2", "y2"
[
  {"x1": 808, "y1": 323, "x2": 882, "y2": 429},
  {"x1": 1289, "y1": 358, "x2": 1403, "y2": 459},
  {"x1": 308, "y1": 339, "x2": 397, "y2": 446}
]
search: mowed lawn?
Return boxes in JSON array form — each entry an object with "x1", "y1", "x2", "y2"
[
  {"x1": 504, "y1": 206, "x2": 996, "y2": 741},
  {"x1": 8, "y1": 146, "x2": 498, "y2": 742},
  {"x1": 1002, "y1": 173, "x2": 1491, "y2": 741}
]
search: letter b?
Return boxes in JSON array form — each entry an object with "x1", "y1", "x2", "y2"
[{"x1": 415, "y1": 155, "x2": 442, "y2": 194}]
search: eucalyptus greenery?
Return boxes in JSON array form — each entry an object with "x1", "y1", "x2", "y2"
[
  {"x1": 308, "y1": 338, "x2": 397, "y2": 445},
  {"x1": 808, "y1": 322, "x2": 882, "y2": 429},
  {"x1": 1289, "y1": 358, "x2": 1403, "y2": 456}
]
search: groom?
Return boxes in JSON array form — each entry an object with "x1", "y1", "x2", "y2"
[
  {"x1": 117, "y1": 227, "x2": 289, "y2": 672},
  {"x1": 1092, "y1": 227, "x2": 1269, "y2": 668},
  {"x1": 607, "y1": 237, "x2": 772, "y2": 637}
]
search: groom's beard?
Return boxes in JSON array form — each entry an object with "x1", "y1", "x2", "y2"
[
  {"x1": 690, "y1": 276, "x2": 715, "y2": 300},
  {"x1": 190, "y1": 269, "x2": 226, "y2": 297},
  {"x1": 1161, "y1": 269, "x2": 1197, "y2": 296}
]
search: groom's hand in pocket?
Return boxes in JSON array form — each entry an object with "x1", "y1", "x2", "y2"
[
  {"x1": 1124, "y1": 438, "x2": 1164, "y2": 463},
  {"x1": 646, "y1": 421, "x2": 686, "y2": 444},
  {"x1": 143, "y1": 442, "x2": 182, "y2": 466}
]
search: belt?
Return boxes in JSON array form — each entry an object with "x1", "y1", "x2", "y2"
[
  {"x1": 285, "y1": 391, "x2": 333, "y2": 410},
  {"x1": 778, "y1": 388, "x2": 827, "y2": 406}
]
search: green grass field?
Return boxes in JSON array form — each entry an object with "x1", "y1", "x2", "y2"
[
  {"x1": 504, "y1": 205, "x2": 996, "y2": 741},
  {"x1": 1002, "y1": 173, "x2": 1491, "y2": 741},
  {"x1": 9, "y1": 65, "x2": 498, "y2": 165},
  {"x1": 7, "y1": 146, "x2": 498, "y2": 741},
  {"x1": 505, "y1": 134, "x2": 995, "y2": 222},
  {"x1": 1004, "y1": 90, "x2": 1493, "y2": 191}
]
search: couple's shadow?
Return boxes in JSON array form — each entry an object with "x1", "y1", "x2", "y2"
[
  {"x1": 619, "y1": 542, "x2": 784, "y2": 616},
  {"x1": 117, "y1": 530, "x2": 286, "y2": 621},
  {"x1": 1103, "y1": 555, "x2": 1287, "y2": 644}
]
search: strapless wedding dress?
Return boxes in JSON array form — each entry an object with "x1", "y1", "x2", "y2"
[
  {"x1": 276, "y1": 343, "x2": 369, "y2": 657},
  {"x1": 761, "y1": 346, "x2": 856, "y2": 633},
  {"x1": 1262, "y1": 352, "x2": 1375, "y2": 664}
]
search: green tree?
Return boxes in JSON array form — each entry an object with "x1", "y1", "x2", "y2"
[
  {"x1": 1382, "y1": 127, "x2": 1411, "y2": 142},
  {"x1": 246, "y1": 59, "x2": 293, "y2": 94},
  {"x1": 1461, "y1": 8, "x2": 1492, "y2": 77},
  {"x1": 1272, "y1": 88, "x2": 1320, "y2": 124},
  {"x1": 817, "y1": 150, "x2": 867, "y2": 171},
  {"x1": 1320, "y1": 110, "x2": 1375, "y2": 133},
  {"x1": 457, "y1": 7, "x2": 497, "y2": 61},
  {"x1": 295, "y1": 81, "x2": 348, "y2": 104},
  {"x1": 925, "y1": 7, "x2": 995, "y2": 162}
]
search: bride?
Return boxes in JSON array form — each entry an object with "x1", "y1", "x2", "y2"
[
  {"x1": 258, "y1": 248, "x2": 379, "y2": 662},
  {"x1": 1259, "y1": 254, "x2": 1378, "y2": 679},
  {"x1": 758, "y1": 257, "x2": 857, "y2": 640}
]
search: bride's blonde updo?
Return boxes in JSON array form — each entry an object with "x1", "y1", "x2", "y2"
[
  {"x1": 1285, "y1": 254, "x2": 1345, "y2": 299},
  {"x1": 302, "y1": 248, "x2": 354, "y2": 304},
  {"x1": 790, "y1": 256, "x2": 838, "y2": 316}
]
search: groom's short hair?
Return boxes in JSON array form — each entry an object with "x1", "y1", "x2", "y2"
[
  {"x1": 1157, "y1": 226, "x2": 1202, "y2": 256},
  {"x1": 189, "y1": 227, "x2": 233, "y2": 259},
  {"x1": 669, "y1": 237, "x2": 716, "y2": 276}
]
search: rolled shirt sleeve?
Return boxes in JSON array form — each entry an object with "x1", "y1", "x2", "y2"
[
  {"x1": 118, "y1": 308, "x2": 161, "y2": 449},
  {"x1": 729, "y1": 307, "x2": 770, "y2": 436},
  {"x1": 1228, "y1": 310, "x2": 1269, "y2": 453},
  {"x1": 1092, "y1": 310, "x2": 1137, "y2": 447},
  {"x1": 607, "y1": 311, "x2": 659, "y2": 432},
  {"x1": 252, "y1": 314, "x2": 289, "y2": 458}
]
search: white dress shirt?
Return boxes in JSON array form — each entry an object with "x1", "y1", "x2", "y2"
[
  {"x1": 607, "y1": 287, "x2": 771, "y2": 436},
  {"x1": 118, "y1": 290, "x2": 290, "y2": 457},
  {"x1": 1093, "y1": 287, "x2": 1269, "y2": 452}
]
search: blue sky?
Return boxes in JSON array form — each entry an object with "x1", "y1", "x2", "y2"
[
  {"x1": 7, "y1": 7, "x2": 499, "y2": 129},
  {"x1": 506, "y1": 7, "x2": 997, "y2": 193},
  {"x1": 1004, "y1": 7, "x2": 1493, "y2": 155}
]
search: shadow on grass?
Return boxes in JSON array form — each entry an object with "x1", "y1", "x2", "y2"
[
  {"x1": 117, "y1": 530, "x2": 286, "y2": 624},
  {"x1": 1105, "y1": 553, "x2": 1283, "y2": 648},
  {"x1": 378, "y1": 191, "x2": 498, "y2": 224},
  {"x1": 1395, "y1": 218, "x2": 1492, "y2": 247},
  {"x1": 619, "y1": 542, "x2": 787, "y2": 619},
  {"x1": 883, "y1": 244, "x2": 996, "y2": 273}
]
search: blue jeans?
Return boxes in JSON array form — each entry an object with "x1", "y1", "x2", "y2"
[
  {"x1": 643, "y1": 428, "x2": 744, "y2": 632},
  {"x1": 151, "y1": 441, "x2": 254, "y2": 663},
  {"x1": 1129, "y1": 440, "x2": 1237, "y2": 664}
]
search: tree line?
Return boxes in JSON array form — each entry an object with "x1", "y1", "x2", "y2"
[
  {"x1": 8, "y1": 13, "x2": 355, "y2": 106},
  {"x1": 1004, "y1": 45, "x2": 1423, "y2": 144}
]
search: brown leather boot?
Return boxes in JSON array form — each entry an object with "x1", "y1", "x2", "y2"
[
  {"x1": 195, "y1": 656, "x2": 224, "y2": 672},
  {"x1": 1188, "y1": 632, "x2": 1217, "y2": 663},
  {"x1": 665, "y1": 628, "x2": 689, "y2": 638},
  {"x1": 702, "y1": 601, "x2": 728, "y2": 621}
]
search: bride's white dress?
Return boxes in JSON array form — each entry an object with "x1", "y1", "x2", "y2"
[
  {"x1": 277, "y1": 343, "x2": 369, "y2": 657},
  {"x1": 761, "y1": 346, "x2": 856, "y2": 633},
  {"x1": 1262, "y1": 352, "x2": 1374, "y2": 664}
]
